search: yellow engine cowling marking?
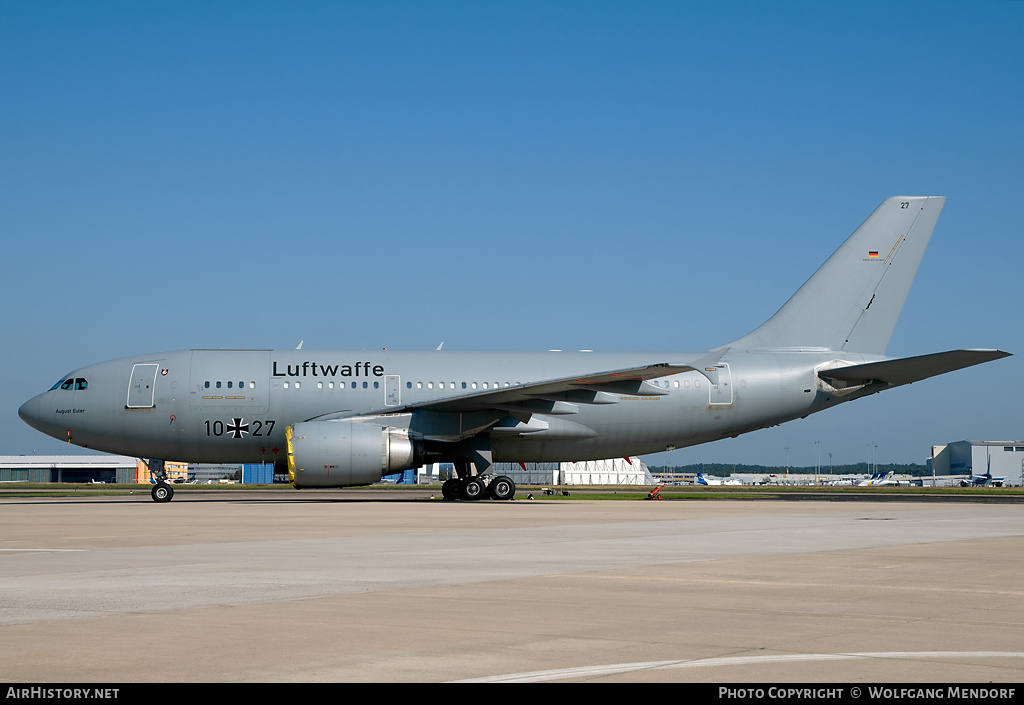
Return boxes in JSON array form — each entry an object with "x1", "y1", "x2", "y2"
[{"x1": 286, "y1": 425, "x2": 301, "y2": 486}]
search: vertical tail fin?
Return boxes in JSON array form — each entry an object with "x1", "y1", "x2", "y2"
[{"x1": 726, "y1": 196, "x2": 945, "y2": 354}]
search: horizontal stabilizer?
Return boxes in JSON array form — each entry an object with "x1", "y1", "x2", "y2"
[{"x1": 818, "y1": 349, "x2": 1011, "y2": 388}]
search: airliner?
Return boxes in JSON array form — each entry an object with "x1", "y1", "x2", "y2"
[
  {"x1": 18, "y1": 196, "x2": 1010, "y2": 502},
  {"x1": 696, "y1": 473, "x2": 742, "y2": 486},
  {"x1": 858, "y1": 471, "x2": 901, "y2": 486},
  {"x1": 963, "y1": 472, "x2": 1006, "y2": 487}
]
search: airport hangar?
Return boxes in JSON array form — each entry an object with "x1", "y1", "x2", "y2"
[{"x1": 929, "y1": 441, "x2": 1024, "y2": 484}]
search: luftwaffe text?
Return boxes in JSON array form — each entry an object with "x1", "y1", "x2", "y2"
[{"x1": 272, "y1": 361, "x2": 384, "y2": 378}]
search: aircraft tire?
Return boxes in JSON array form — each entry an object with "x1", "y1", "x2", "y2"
[
  {"x1": 151, "y1": 483, "x2": 174, "y2": 503},
  {"x1": 461, "y1": 477, "x2": 485, "y2": 501},
  {"x1": 488, "y1": 475, "x2": 515, "y2": 501},
  {"x1": 441, "y1": 479, "x2": 461, "y2": 501}
]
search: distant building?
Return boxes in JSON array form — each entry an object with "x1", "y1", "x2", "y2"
[
  {"x1": 406, "y1": 458, "x2": 653, "y2": 486},
  {"x1": 0, "y1": 455, "x2": 142, "y2": 483},
  {"x1": 929, "y1": 441, "x2": 1024, "y2": 485},
  {"x1": 493, "y1": 457, "x2": 653, "y2": 485},
  {"x1": 189, "y1": 463, "x2": 242, "y2": 483},
  {"x1": 242, "y1": 463, "x2": 275, "y2": 484}
]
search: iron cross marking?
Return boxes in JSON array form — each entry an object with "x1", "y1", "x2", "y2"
[{"x1": 226, "y1": 418, "x2": 249, "y2": 439}]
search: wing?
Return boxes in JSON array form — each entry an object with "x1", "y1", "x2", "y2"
[
  {"x1": 391, "y1": 355, "x2": 723, "y2": 415},
  {"x1": 307, "y1": 350, "x2": 724, "y2": 434},
  {"x1": 309, "y1": 351, "x2": 725, "y2": 445}
]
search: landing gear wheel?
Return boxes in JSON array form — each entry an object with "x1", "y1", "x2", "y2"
[
  {"x1": 151, "y1": 482, "x2": 174, "y2": 503},
  {"x1": 441, "y1": 478, "x2": 462, "y2": 501},
  {"x1": 461, "y1": 477, "x2": 486, "y2": 501},
  {"x1": 488, "y1": 475, "x2": 516, "y2": 501}
]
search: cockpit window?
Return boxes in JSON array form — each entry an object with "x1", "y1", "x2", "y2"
[{"x1": 49, "y1": 377, "x2": 87, "y2": 391}]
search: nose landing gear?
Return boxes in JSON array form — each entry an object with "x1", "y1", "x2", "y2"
[
  {"x1": 151, "y1": 482, "x2": 174, "y2": 503},
  {"x1": 145, "y1": 458, "x2": 175, "y2": 503}
]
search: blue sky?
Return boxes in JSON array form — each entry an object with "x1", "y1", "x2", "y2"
[{"x1": 2, "y1": 1, "x2": 1021, "y2": 469}]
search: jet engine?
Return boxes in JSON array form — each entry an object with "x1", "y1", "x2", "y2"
[{"x1": 286, "y1": 420, "x2": 422, "y2": 488}]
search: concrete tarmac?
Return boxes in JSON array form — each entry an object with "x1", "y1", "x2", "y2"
[{"x1": 2, "y1": 489, "x2": 1023, "y2": 683}]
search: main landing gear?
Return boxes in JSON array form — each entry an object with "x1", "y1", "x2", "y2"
[{"x1": 441, "y1": 474, "x2": 516, "y2": 501}]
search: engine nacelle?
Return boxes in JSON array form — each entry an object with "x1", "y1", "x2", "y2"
[{"x1": 286, "y1": 420, "x2": 422, "y2": 488}]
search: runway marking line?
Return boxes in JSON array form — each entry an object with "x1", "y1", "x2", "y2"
[
  {"x1": 455, "y1": 651, "x2": 1024, "y2": 683},
  {"x1": 567, "y1": 574, "x2": 1024, "y2": 598}
]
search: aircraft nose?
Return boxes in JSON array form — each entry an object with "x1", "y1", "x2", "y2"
[{"x1": 18, "y1": 395, "x2": 43, "y2": 432}]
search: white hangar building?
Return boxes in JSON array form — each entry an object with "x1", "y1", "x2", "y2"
[{"x1": 929, "y1": 441, "x2": 1024, "y2": 485}]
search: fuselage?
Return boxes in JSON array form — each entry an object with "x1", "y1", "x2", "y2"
[{"x1": 18, "y1": 347, "x2": 881, "y2": 466}]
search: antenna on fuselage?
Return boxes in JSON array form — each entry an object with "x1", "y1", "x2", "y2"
[
  {"x1": 295, "y1": 340, "x2": 304, "y2": 350},
  {"x1": 435, "y1": 342, "x2": 444, "y2": 351}
]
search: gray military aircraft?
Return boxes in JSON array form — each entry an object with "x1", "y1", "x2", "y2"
[{"x1": 19, "y1": 196, "x2": 1010, "y2": 502}]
